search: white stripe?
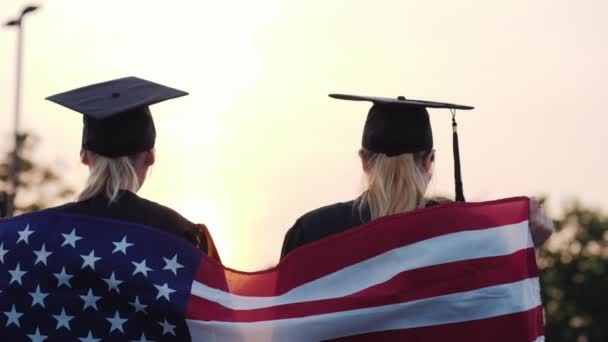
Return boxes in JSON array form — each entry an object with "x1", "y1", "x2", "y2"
[
  {"x1": 187, "y1": 277, "x2": 541, "y2": 342},
  {"x1": 533, "y1": 337, "x2": 545, "y2": 342},
  {"x1": 191, "y1": 220, "x2": 532, "y2": 310}
]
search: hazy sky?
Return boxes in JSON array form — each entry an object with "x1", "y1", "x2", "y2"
[{"x1": 1, "y1": 0, "x2": 607, "y2": 270}]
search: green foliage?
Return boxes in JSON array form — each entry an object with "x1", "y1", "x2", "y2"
[
  {"x1": 0, "y1": 133, "x2": 74, "y2": 215},
  {"x1": 539, "y1": 202, "x2": 608, "y2": 342}
]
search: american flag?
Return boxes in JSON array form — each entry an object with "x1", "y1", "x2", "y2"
[{"x1": 0, "y1": 197, "x2": 544, "y2": 341}]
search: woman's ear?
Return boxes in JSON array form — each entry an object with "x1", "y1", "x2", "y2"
[
  {"x1": 144, "y1": 149, "x2": 156, "y2": 167},
  {"x1": 80, "y1": 149, "x2": 90, "y2": 166},
  {"x1": 359, "y1": 149, "x2": 370, "y2": 173},
  {"x1": 422, "y1": 150, "x2": 435, "y2": 174}
]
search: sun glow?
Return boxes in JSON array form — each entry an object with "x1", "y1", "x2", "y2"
[{"x1": 173, "y1": 195, "x2": 228, "y2": 253}]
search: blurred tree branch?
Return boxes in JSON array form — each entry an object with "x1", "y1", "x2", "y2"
[
  {"x1": 539, "y1": 201, "x2": 608, "y2": 342},
  {"x1": 0, "y1": 132, "x2": 75, "y2": 215}
]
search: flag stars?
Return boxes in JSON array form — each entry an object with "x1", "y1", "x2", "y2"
[
  {"x1": 0, "y1": 242, "x2": 9, "y2": 263},
  {"x1": 112, "y1": 236, "x2": 134, "y2": 254},
  {"x1": 80, "y1": 250, "x2": 101, "y2": 270},
  {"x1": 132, "y1": 259, "x2": 153, "y2": 277},
  {"x1": 3, "y1": 305, "x2": 23, "y2": 327},
  {"x1": 29, "y1": 285, "x2": 49, "y2": 308},
  {"x1": 53, "y1": 267, "x2": 73, "y2": 288},
  {"x1": 33, "y1": 244, "x2": 53, "y2": 265},
  {"x1": 159, "y1": 318, "x2": 177, "y2": 336},
  {"x1": 79, "y1": 331, "x2": 101, "y2": 342},
  {"x1": 61, "y1": 228, "x2": 83, "y2": 248},
  {"x1": 17, "y1": 224, "x2": 35, "y2": 244},
  {"x1": 27, "y1": 327, "x2": 47, "y2": 342},
  {"x1": 52, "y1": 308, "x2": 74, "y2": 330},
  {"x1": 102, "y1": 272, "x2": 123, "y2": 293},
  {"x1": 129, "y1": 296, "x2": 148, "y2": 313},
  {"x1": 80, "y1": 289, "x2": 101, "y2": 311},
  {"x1": 9, "y1": 263, "x2": 27, "y2": 285},
  {"x1": 106, "y1": 311, "x2": 127, "y2": 333},
  {"x1": 162, "y1": 254, "x2": 184, "y2": 275},
  {"x1": 154, "y1": 283, "x2": 176, "y2": 301}
]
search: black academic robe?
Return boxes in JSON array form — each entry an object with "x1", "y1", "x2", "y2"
[
  {"x1": 280, "y1": 198, "x2": 440, "y2": 259},
  {"x1": 45, "y1": 190, "x2": 209, "y2": 254}
]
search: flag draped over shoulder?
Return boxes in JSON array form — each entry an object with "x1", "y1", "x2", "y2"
[{"x1": 0, "y1": 197, "x2": 544, "y2": 341}]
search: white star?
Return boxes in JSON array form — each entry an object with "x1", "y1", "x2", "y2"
[
  {"x1": 8, "y1": 263, "x2": 27, "y2": 285},
  {"x1": 79, "y1": 331, "x2": 101, "y2": 342},
  {"x1": 53, "y1": 267, "x2": 73, "y2": 288},
  {"x1": 80, "y1": 250, "x2": 101, "y2": 270},
  {"x1": 27, "y1": 326, "x2": 47, "y2": 342},
  {"x1": 52, "y1": 308, "x2": 74, "y2": 330},
  {"x1": 159, "y1": 318, "x2": 176, "y2": 335},
  {"x1": 16, "y1": 224, "x2": 35, "y2": 244},
  {"x1": 33, "y1": 244, "x2": 53, "y2": 265},
  {"x1": 162, "y1": 254, "x2": 184, "y2": 275},
  {"x1": 106, "y1": 311, "x2": 127, "y2": 333},
  {"x1": 3, "y1": 305, "x2": 23, "y2": 327},
  {"x1": 129, "y1": 296, "x2": 148, "y2": 313},
  {"x1": 61, "y1": 228, "x2": 83, "y2": 248},
  {"x1": 0, "y1": 243, "x2": 8, "y2": 263},
  {"x1": 154, "y1": 283, "x2": 176, "y2": 301},
  {"x1": 102, "y1": 272, "x2": 123, "y2": 293},
  {"x1": 80, "y1": 289, "x2": 101, "y2": 311},
  {"x1": 132, "y1": 333, "x2": 154, "y2": 342},
  {"x1": 132, "y1": 259, "x2": 152, "y2": 277},
  {"x1": 112, "y1": 236, "x2": 133, "y2": 254},
  {"x1": 29, "y1": 285, "x2": 49, "y2": 308}
]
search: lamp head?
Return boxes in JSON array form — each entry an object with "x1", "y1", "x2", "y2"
[{"x1": 21, "y1": 5, "x2": 39, "y2": 16}]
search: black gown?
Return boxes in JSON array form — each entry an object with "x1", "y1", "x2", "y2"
[
  {"x1": 45, "y1": 190, "x2": 208, "y2": 254},
  {"x1": 280, "y1": 198, "x2": 440, "y2": 259}
]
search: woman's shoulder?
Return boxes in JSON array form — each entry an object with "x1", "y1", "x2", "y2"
[
  {"x1": 123, "y1": 194, "x2": 201, "y2": 236},
  {"x1": 281, "y1": 199, "x2": 365, "y2": 257},
  {"x1": 130, "y1": 194, "x2": 191, "y2": 222},
  {"x1": 45, "y1": 192, "x2": 206, "y2": 251},
  {"x1": 299, "y1": 200, "x2": 357, "y2": 222},
  {"x1": 125, "y1": 194, "x2": 215, "y2": 255},
  {"x1": 49, "y1": 192, "x2": 193, "y2": 227},
  {"x1": 295, "y1": 200, "x2": 364, "y2": 232},
  {"x1": 425, "y1": 197, "x2": 452, "y2": 207}
]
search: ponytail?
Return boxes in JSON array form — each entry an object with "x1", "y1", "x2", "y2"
[
  {"x1": 358, "y1": 148, "x2": 430, "y2": 221},
  {"x1": 78, "y1": 152, "x2": 140, "y2": 204}
]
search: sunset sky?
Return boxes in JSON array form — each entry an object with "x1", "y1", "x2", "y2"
[{"x1": 1, "y1": 0, "x2": 606, "y2": 270}]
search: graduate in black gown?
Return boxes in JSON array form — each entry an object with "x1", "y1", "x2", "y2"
[
  {"x1": 280, "y1": 94, "x2": 553, "y2": 259},
  {"x1": 42, "y1": 76, "x2": 220, "y2": 260}
]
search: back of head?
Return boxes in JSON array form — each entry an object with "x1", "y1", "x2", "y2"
[
  {"x1": 329, "y1": 94, "x2": 474, "y2": 203},
  {"x1": 79, "y1": 152, "x2": 140, "y2": 204},
  {"x1": 359, "y1": 149, "x2": 430, "y2": 221}
]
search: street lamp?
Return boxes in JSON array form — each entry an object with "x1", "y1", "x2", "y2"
[{"x1": 3, "y1": 5, "x2": 40, "y2": 217}]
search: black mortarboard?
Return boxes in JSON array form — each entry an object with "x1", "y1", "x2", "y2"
[
  {"x1": 46, "y1": 76, "x2": 188, "y2": 157},
  {"x1": 329, "y1": 94, "x2": 474, "y2": 201}
]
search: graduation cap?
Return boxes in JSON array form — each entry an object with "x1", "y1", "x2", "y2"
[
  {"x1": 329, "y1": 94, "x2": 474, "y2": 202},
  {"x1": 46, "y1": 76, "x2": 188, "y2": 158}
]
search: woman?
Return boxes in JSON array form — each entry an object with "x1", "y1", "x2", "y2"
[
  {"x1": 44, "y1": 76, "x2": 220, "y2": 259},
  {"x1": 281, "y1": 94, "x2": 553, "y2": 258}
]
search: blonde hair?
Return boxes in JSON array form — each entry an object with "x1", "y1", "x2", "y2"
[
  {"x1": 78, "y1": 152, "x2": 140, "y2": 204},
  {"x1": 358, "y1": 148, "x2": 430, "y2": 221}
]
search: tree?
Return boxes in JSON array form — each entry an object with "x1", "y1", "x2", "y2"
[
  {"x1": 0, "y1": 133, "x2": 74, "y2": 216},
  {"x1": 539, "y1": 201, "x2": 608, "y2": 342}
]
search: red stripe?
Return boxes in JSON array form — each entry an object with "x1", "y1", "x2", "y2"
[
  {"x1": 186, "y1": 248, "x2": 537, "y2": 322},
  {"x1": 194, "y1": 197, "x2": 530, "y2": 297},
  {"x1": 325, "y1": 306, "x2": 544, "y2": 342}
]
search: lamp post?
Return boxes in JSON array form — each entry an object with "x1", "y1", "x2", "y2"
[{"x1": 4, "y1": 5, "x2": 40, "y2": 217}]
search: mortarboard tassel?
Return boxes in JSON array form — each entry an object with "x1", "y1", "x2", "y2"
[{"x1": 451, "y1": 109, "x2": 465, "y2": 202}]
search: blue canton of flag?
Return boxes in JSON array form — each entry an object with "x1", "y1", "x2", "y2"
[{"x1": 0, "y1": 210, "x2": 203, "y2": 341}]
